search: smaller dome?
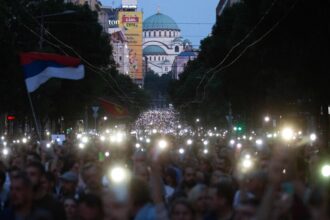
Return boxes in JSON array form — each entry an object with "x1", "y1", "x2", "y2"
[
  {"x1": 173, "y1": 37, "x2": 183, "y2": 43},
  {"x1": 143, "y1": 45, "x2": 167, "y2": 55},
  {"x1": 183, "y1": 39, "x2": 192, "y2": 45}
]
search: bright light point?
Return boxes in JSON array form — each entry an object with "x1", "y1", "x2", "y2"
[
  {"x1": 264, "y1": 116, "x2": 270, "y2": 122},
  {"x1": 187, "y1": 139, "x2": 193, "y2": 145},
  {"x1": 178, "y1": 125, "x2": 182, "y2": 129},
  {"x1": 242, "y1": 159, "x2": 253, "y2": 169},
  {"x1": 135, "y1": 143, "x2": 141, "y2": 148},
  {"x1": 196, "y1": 118, "x2": 200, "y2": 122},
  {"x1": 77, "y1": 134, "x2": 82, "y2": 139},
  {"x1": 321, "y1": 164, "x2": 330, "y2": 178},
  {"x1": 245, "y1": 154, "x2": 251, "y2": 159},
  {"x1": 243, "y1": 135, "x2": 246, "y2": 139},
  {"x1": 237, "y1": 143, "x2": 242, "y2": 149},
  {"x1": 152, "y1": 129, "x2": 157, "y2": 134},
  {"x1": 230, "y1": 140, "x2": 235, "y2": 145},
  {"x1": 146, "y1": 138, "x2": 151, "y2": 143},
  {"x1": 17, "y1": 140, "x2": 20, "y2": 143},
  {"x1": 1, "y1": 136, "x2": 4, "y2": 140},
  {"x1": 282, "y1": 128, "x2": 294, "y2": 141},
  {"x1": 46, "y1": 132, "x2": 50, "y2": 136},
  {"x1": 298, "y1": 131, "x2": 302, "y2": 135},
  {"x1": 179, "y1": 148, "x2": 185, "y2": 154},
  {"x1": 158, "y1": 140, "x2": 168, "y2": 150},
  {"x1": 203, "y1": 140, "x2": 209, "y2": 146},
  {"x1": 46, "y1": 143, "x2": 51, "y2": 148},
  {"x1": 3, "y1": 142, "x2": 7, "y2": 146},
  {"x1": 267, "y1": 134, "x2": 273, "y2": 138},
  {"x1": 105, "y1": 152, "x2": 110, "y2": 157},
  {"x1": 2, "y1": 148, "x2": 9, "y2": 156},
  {"x1": 103, "y1": 116, "x2": 108, "y2": 121},
  {"x1": 100, "y1": 136, "x2": 106, "y2": 142},
  {"x1": 249, "y1": 136, "x2": 253, "y2": 141},
  {"x1": 203, "y1": 149, "x2": 208, "y2": 154},
  {"x1": 82, "y1": 136, "x2": 88, "y2": 143},
  {"x1": 110, "y1": 167, "x2": 128, "y2": 184},
  {"x1": 310, "y1": 133, "x2": 317, "y2": 142},
  {"x1": 233, "y1": 127, "x2": 238, "y2": 131},
  {"x1": 139, "y1": 137, "x2": 143, "y2": 141},
  {"x1": 106, "y1": 129, "x2": 110, "y2": 134},
  {"x1": 256, "y1": 139, "x2": 263, "y2": 146},
  {"x1": 79, "y1": 143, "x2": 85, "y2": 149},
  {"x1": 282, "y1": 169, "x2": 286, "y2": 174}
]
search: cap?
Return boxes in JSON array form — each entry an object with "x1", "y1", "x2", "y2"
[{"x1": 60, "y1": 171, "x2": 78, "y2": 183}]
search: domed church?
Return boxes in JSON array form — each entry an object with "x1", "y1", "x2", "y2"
[{"x1": 143, "y1": 12, "x2": 192, "y2": 75}]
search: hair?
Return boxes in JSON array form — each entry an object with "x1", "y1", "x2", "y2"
[
  {"x1": 27, "y1": 161, "x2": 45, "y2": 175},
  {"x1": 128, "y1": 177, "x2": 151, "y2": 208},
  {"x1": 188, "y1": 184, "x2": 207, "y2": 204},
  {"x1": 26, "y1": 152, "x2": 41, "y2": 162},
  {"x1": 11, "y1": 171, "x2": 33, "y2": 189},
  {"x1": 170, "y1": 198, "x2": 195, "y2": 218},
  {"x1": 78, "y1": 194, "x2": 103, "y2": 211},
  {"x1": 215, "y1": 180, "x2": 235, "y2": 207}
]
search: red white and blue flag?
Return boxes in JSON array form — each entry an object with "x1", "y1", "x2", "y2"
[{"x1": 20, "y1": 52, "x2": 85, "y2": 93}]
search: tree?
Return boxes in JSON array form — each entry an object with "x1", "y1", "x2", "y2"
[
  {"x1": 0, "y1": 0, "x2": 148, "y2": 131},
  {"x1": 170, "y1": 0, "x2": 330, "y2": 128}
]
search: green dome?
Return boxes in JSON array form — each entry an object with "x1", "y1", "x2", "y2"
[
  {"x1": 143, "y1": 13, "x2": 180, "y2": 31},
  {"x1": 143, "y1": 45, "x2": 167, "y2": 55}
]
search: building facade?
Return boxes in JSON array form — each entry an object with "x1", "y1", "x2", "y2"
[
  {"x1": 171, "y1": 51, "x2": 198, "y2": 79},
  {"x1": 143, "y1": 12, "x2": 192, "y2": 76}
]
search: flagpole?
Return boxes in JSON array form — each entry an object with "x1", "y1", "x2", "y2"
[{"x1": 26, "y1": 91, "x2": 42, "y2": 141}]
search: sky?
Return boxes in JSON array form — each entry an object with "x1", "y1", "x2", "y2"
[{"x1": 100, "y1": 0, "x2": 220, "y2": 47}]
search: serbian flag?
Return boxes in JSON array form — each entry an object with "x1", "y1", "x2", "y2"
[
  {"x1": 99, "y1": 98, "x2": 129, "y2": 118},
  {"x1": 20, "y1": 52, "x2": 85, "y2": 92}
]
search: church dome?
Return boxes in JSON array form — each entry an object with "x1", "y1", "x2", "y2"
[
  {"x1": 143, "y1": 45, "x2": 167, "y2": 55},
  {"x1": 143, "y1": 13, "x2": 180, "y2": 31}
]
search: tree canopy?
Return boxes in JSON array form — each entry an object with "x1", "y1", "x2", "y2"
[
  {"x1": 0, "y1": 0, "x2": 148, "y2": 130},
  {"x1": 170, "y1": 0, "x2": 329, "y2": 127}
]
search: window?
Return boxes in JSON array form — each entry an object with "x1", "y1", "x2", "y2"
[
  {"x1": 159, "y1": 31, "x2": 162, "y2": 37},
  {"x1": 169, "y1": 31, "x2": 172, "y2": 37},
  {"x1": 165, "y1": 31, "x2": 167, "y2": 37},
  {"x1": 165, "y1": 67, "x2": 168, "y2": 72},
  {"x1": 154, "y1": 31, "x2": 156, "y2": 37},
  {"x1": 119, "y1": 56, "x2": 122, "y2": 61},
  {"x1": 158, "y1": 56, "x2": 160, "y2": 61},
  {"x1": 175, "y1": 46, "x2": 179, "y2": 52}
]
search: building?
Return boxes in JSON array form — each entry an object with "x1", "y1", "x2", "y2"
[
  {"x1": 216, "y1": 0, "x2": 240, "y2": 17},
  {"x1": 109, "y1": 29, "x2": 130, "y2": 76},
  {"x1": 143, "y1": 12, "x2": 192, "y2": 76},
  {"x1": 172, "y1": 51, "x2": 198, "y2": 79}
]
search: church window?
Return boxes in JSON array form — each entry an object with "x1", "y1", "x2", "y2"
[
  {"x1": 165, "y1": 31, "x2": 167, "y2": 37},
  {"x1": 158, "y1": 56, "x2": 160, "y2": 61},
  {"x1": 159, "y1": 31, "x2": 162, "y2": 37},
  {"x1": 175, "y1": 46, "x2": 179, "y2": 52},
  {"x1": 119, "y1": 56, "x2": 122, "y2": 61},
  {"x1": 154, "y1": 31, "x2": 156, "y2": 37},
  {"x1": 169, "y1": 31, "x2": 172, "y2": 37},
  {"x1": 165, "y1": 67, "x2": 168, "y2": 72}
]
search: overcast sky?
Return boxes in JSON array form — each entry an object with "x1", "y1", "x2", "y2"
[{"x1": 100, "y1": 0, "x2": 219, "y2": 47}]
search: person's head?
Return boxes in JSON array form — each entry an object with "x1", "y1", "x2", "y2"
[
  {"x1": 183, "y1": 167, "x2": 196, "y2": 188},
  {"x1": 103, "y1": 191, "x2": 129, "y2": 220},
  {"x1": 214, "y1": 180, "x2": 235, "y2": 212},
  {"x1": 11, "y1": 155, "x2": 25, "y2": 170},
  {"x1": 214, "y1": 156, "x2": 232, "y2": 174},
  {"x1": 78, "y1": 194, "x2": 103, "y2": 220},
  {"x1": 187, "y1": 184, "x2": 208, "y2": 214},
  {"x1": 41, "y1": 172, "x2": 56, "y2": 194},
  {"x1": 26, "y1": 152, "x2": 41, "y2": 164},
  {"x1": 10, "y1": 172, "x2": 33, "y2": 208},
  {"x1": 128, "y1": 177, "x2": 151, "y2": 215},
  {"x1": 170, "y1": 199, "x2": 195, "y2": 220},
  {"x1": 246, "y1": 170, "x2": 267, "y2": 200},
  {"x1": 63, "y1": 197, "x2": 78, "y2": 220},
  {"x1": 165, "y1": 167, "x2": 178, "y2": 188},
  {"x1": 134, "y1": 164, "x2": 150, "y2": 183},
  {"x1": 60, "y1": 171, "x2": 78, "y2": 195},
  {"x1": 26, "y1": 161, "x2": 45, "y2": 190},
  {"x1": 233, "y1": 198, "x2": 258, "y2": 220},
  {"x1": 81, "y1": 163, "x2": 102, "y2": 191}
]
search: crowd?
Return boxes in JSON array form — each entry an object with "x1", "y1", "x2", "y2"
[{"x1": 0, "y1": 131, "x2": 330, "y2": 220}]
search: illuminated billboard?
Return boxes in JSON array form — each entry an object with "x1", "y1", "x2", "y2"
[{"x1": 118, "y1": 11, "x2": 143, "y2": 81}]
